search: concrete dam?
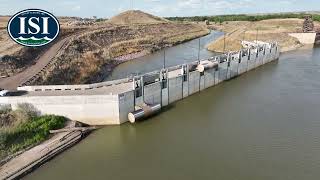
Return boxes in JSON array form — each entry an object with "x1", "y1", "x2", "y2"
[{"x1": 0, "y1": 41, "x2": 280, "y2": 125}]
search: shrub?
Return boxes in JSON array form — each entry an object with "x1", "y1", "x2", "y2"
[
  {"x1": 0, "y1": 104, "x2": 11, "y2": 113},
  {"x1": 11, "y1": 103, "x2": 39, "y2": 126}
]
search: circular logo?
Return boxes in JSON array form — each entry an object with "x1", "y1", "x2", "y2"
[{"x1": 7, "y1": 9, "x2": 60, "y2": 47}]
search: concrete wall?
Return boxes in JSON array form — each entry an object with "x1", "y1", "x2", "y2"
[
  {"x1": 229, "y1": 54, "x2": 239, "y2": 79},
  {"x1": 204, "y1": 68, "x2": 215, "y2": 89},
  {"x1": 168, "y1": 76, "x2": 183, "y2": 103},
  {"x1": 218, "y1": 61, "x2": 228, "y2": 82},
  {"x1": 182, "y1": 80, "x2": 189, "y2": 98},
  {"x1": 214, "y1": 68, "x2": 220, "y2": 85},
  {"x1": 188, "y1": 71, "x2": 200, "y2": 95},
  {"x1": 0, "y1": 42, "x2": 280, "y2": 125},
  {"x1": 238, "y1": 53, "x2": 248, "y2": 75},
  {"x1": 118, "y1": 91, "x2": 135, "y2": 124},
  {"x1": 288, "y1": 33, "x2": 316, "y2": 45},
  {"x1": 1, "y1": 95, "x2": 120, "y2": 125},
  {"x1": 247, "y1": 50, "x2": 257, "y2": 71},
  {"x1": 161, "y1": 87, "x2": 169, "y2": 106},
  {"x1": 144, "y1": 82, "x2": 162, "y2": 105}
]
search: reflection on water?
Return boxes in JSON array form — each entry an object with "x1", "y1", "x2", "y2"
[
  {"x1": 26, "y1": 46, "x2": 320, "y2": 180},
  {"x1": 106, "y1": 31, "x2": 224, "y2": 80}
]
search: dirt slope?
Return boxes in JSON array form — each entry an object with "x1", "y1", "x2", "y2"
[{"x1": 0, "y1": 37, "x2": 70, "y2": 90}]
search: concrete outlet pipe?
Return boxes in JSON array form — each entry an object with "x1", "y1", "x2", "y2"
[
  {"x1": 128, "y1": 104, "x2": 161, "y2": 123},
  {"x1": 196, "y1": 60, "x2": 217, "y2": 73}
]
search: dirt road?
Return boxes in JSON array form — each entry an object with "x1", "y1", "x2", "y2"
[{"x1": 0, "y1": 38, "x2": 69, "y2": 90}]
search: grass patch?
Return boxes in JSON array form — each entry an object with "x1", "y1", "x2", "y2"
[{"x1": 0, "y1": 105, "x2": 67, "y2": 160}]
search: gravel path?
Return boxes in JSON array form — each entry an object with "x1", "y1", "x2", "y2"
[{"x1": 0, "y1": 37, "x2": 69, "y2": 90}]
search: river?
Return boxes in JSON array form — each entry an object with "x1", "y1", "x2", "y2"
[
  {"x1": 106, "y1": 31, "x2": 223, "y2": 80},
  {"x1": 25, "y1": 39, "x2": 320, "y2": 179}
]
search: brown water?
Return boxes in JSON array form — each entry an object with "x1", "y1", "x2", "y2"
[{"x1": 25, "y1": 46, "x2": 320, "y2": 180}]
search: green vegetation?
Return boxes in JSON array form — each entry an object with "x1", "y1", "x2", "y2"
[
  {"x1": 95, "y1": 18, "x2": 107, "y2": 22},
  {"x1": 16, "y1": 38, "x2": 50, "y2": 45},
  {"x1": 166, "y1": 13, "x2": 320, "y2": 23},
  {"x1": 0, "y1": 104, "x2": 66, "y2": 160}
]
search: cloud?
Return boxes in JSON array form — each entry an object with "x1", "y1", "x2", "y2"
[
  {"x1": 177, "y1": 0, "x2": 202, "y2": 9},
  {"x1": 71, "y1": 5, "x2": 81, "y2": 11},
  {"x1": 278, "y1": 0, "x2": 295, "y2": 5},
  {"x1": 144, "y1": 0, "x2": 161, "y2": 2},
  {"x1": 148, "y1": 5, "x2": 179, "y2": 15},
  {"x1": 117, "y1": 6, "x2": 125, "y2": 13},
  {"x1": 205, "y1": 0, "x2": 254, "y2": 10}
]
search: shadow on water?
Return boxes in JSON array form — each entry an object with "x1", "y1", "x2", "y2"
[{"x1": 133, "y1": 104, "x2": 175, "y2": 124}]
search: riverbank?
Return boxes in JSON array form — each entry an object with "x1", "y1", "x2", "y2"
[
  {"x1": 0, "y1": 126, "x2": 95, "y2": 179},
  {"x1": 0, "y1": 104, "x2": 97, "y2": 179},
  {"x1": 28, "y1": 11, "x2": 210, "y2": 86},
  {"x1": 0, "y1": 105, "x2": 66, "y2": 160},
  {"x1": 206, "y1": 18, "x2": 319, "y2": 53}
]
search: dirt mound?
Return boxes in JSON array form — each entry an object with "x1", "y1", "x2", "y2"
[{"x1": 107, "y1": 10, "x2": 169, "y2": 25}]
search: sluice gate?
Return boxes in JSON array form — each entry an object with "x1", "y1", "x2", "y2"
[{"x1": 127, "y1": 41, "x2": 279, "y2": 123}]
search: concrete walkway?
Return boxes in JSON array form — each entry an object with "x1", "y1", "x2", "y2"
[{"x1": 0, "y1": 131, "x2": 83, "y2": 180}]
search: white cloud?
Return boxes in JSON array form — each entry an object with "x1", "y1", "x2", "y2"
[
  {"x1": 144, "y1": 0, "x2": 161, "y2": 2},
  {"x1": 178, "y1": 0, "x2": 202, "y2": 9},
  {"x1": 278, "y1": 0, "x2": 295, "y2": 5},
  {"x1": 117, "y1": 6, "x2": 125, "y2": 13},
  {"x1": 206, "y1": 0, "x2": 254, "y2": 10},
  {"x1": 148, "y1": 5, "x2": 179, "y2": 15},
  {"x1": 71, "y1": 5, "x2": 81, "y2": 11}
]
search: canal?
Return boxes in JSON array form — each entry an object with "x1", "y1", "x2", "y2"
[
  {"x1": 26, "y1": 43, "x2": 320, "y2": 179},
  {"x1": 106, "y1": 31, "x2": 223, "y2": 80}
]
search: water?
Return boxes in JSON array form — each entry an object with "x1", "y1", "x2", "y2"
[
  {"x1": 106, "y1": 31, "x2": 223, "y2": 80},
  {"x1": 25, "y1": 46, "x2": 320, "y2": 179}
]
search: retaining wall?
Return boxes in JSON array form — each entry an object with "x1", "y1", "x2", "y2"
[
  {"x1": 288, "y1": 33, "x2": 316, "y2": 45},
  {"x1": 1, "y1": 94, "x2": 120, "y2": 125},
  {"x1": 0, "y1": 42, "x2": 280, "y2": 125}
]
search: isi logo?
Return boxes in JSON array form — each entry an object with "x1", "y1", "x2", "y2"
[{"x1": 7, "y1": 9, "x2": 60, "y2": 47}]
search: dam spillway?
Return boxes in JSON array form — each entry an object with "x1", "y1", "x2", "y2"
[{"x1": 0, "y1": 41, "x2": 280, "y2": 125}]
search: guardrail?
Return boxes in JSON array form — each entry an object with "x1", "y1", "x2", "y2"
[
  {"x1": 18, "y1": 77, "x2": 131, "y2": 92},
  {"x1": 17, "y1": 41, "x2": 278, "y2": 93}
]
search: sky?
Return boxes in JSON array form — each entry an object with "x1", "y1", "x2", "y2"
[{"x1": 0, "y1": 0, "x2": 319, "y2": 18}]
